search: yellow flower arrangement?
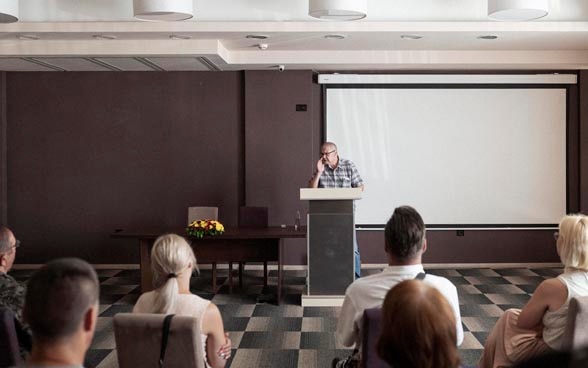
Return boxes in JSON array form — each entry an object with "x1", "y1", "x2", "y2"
[{"x1": 186, "y1": 219, "x2": 225, "y2": 238}]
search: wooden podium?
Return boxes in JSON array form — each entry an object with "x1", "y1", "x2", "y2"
[{"x1": 300, "y1": 188, "x2": 362, "y2": 306}]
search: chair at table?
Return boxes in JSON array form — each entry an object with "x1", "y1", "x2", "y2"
[
  {"x1": 187, "y1": 206, "x2": 218, "y2": 223},
  {"x1": 0, "y1": 307, "x2": 22, "y2": 367},
  {"x1": 114, "y1": 313, "x2": 205, "y2": 368},
  {"x1": 361, "y1": 307, "x2": 390, "y2": 368},
  {"x1": 238, "y1": 206, "x2": 269, "y2": 289}
]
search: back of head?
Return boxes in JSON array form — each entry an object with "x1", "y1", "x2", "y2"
[
  {"x1": 384, "y1": 206, "x2": 426, "y2": 262},
  {"x1": 23, "y1": 258, "x2": 99, "y2": 342},
  {"x1": 149, "y1": 233, "x2": 197, "y2": 313},
  {"x1": 557, "y1": 214, "x2": 588, "y2": 271},
  {"x1": 377, "y1": 280, "x2": 460, "y2": 368}
]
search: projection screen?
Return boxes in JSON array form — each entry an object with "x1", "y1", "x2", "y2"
[{"x1": 325, "y1": 87, "x2": 567, "y2": 227}]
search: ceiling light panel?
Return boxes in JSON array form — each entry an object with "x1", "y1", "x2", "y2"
[
  {"x1": 146, "y1": 57, "x2": 211, "y2": 71},
  {"x1": 33, "y1": 57, "x2": 115, "y2": 71},
  {"x1": 93, "y1": 58, "x2": 155, "y2": 71}
]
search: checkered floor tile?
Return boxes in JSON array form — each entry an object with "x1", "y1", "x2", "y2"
[{"x1": 9, "y1": 265, "x2": 563, "y2": 368}]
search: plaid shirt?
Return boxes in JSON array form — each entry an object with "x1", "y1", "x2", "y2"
[{"x1": 318, "y1": 157, "x2": 364, "y2": 188}]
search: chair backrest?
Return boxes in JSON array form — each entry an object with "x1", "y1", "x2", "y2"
[
  {"x1": 361, "y1": 307, "x2": 391, "y2": 368},
  {"x1": 114, "y1": 313, "x2": 206, "y2": 368},
  {"x1": 562, "y1": 296, "x2": 588, "y2": 350},
  {"x1": 238, "y1": 206, "x2": 268, "y2": 228},
  {"x1": 0, "y1": 307, "x2": 22, "y2": 367},
  {"x1": 187, "y1": 207, "x2": 218, "y2": 224}
]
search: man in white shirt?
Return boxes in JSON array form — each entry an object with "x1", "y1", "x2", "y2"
[{"x1": 334, "y1": 206, "x2": 463, "y2": 367}]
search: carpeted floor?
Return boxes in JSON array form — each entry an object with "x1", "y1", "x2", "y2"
[{"x1": 9, "y1": 265, "x2": 563, "y2": 368}]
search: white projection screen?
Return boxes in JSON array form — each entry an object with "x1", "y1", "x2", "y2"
[{"x1": 325, "y1": 87, "x2": 567, "y2": 226}]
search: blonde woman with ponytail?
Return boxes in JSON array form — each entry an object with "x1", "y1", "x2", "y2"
[
  {"x1": 133, "y1": 234, "x2": 231, "y2": 368},
  {"x1": 480, "y1": 214, "x2": 588, "y2": 368}
]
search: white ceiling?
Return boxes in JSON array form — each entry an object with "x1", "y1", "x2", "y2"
[{"x1": 0, "y1": 0, "x2": 588, "y2": 71}]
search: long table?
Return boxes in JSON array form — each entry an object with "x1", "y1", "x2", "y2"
[{"x1": 112, "y1": 226, "x2": 306, "y2": 304}]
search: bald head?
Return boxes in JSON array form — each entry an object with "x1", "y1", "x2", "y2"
[
  {"x1": 321, "y1": 142, "x2": 337, "y2": 152},
  {"x1": 0, "y1": 226, "x2": 15, "y2": 254}
]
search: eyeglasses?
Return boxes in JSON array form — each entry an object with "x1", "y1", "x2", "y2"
[
  {"x1": 553, "y1": 232, "x2": 559, "y2": 241},
  {"x1": 320, "y1": 150, "x2": 336, "y2": 157},
  {"x1": 0, "y1": 239, "x2": 19, "y2": 255}
]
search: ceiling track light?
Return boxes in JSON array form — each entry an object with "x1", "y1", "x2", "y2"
[
  {"x1": 0, "y1": 0, "x2": 18, "y2": 23},
  {"x1": 246, "y1": 35, "x2": 269, "y2": 40},
  {"x1": 488, "y1": 0, "x2": 548, "y2": 21},
  {"x1": 16, "y1": 34, "x2": 40, "y2": 40},
  {"x1": 309, "y1": 0, "x2": 367, "y2": 21},
  {"x1": 133, "y1": 0, "x2": 193, "y2": 21},
  {"x1": 400, "y1": 34, "x2": 423, "y2": 40},
  {"x1": 93, "y1": 34, "x2": 117, "y2": 40}
]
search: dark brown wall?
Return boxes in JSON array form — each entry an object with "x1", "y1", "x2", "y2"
[
  {"x1": 244, "y1": 70, "x2": 318, "y2": 264},
  {"x1": 2, "y1": 70, "x2": 586, "y2": 265},
  {"x1": 6, "y1": 72, "x2": 242, "y2": 263},
  {"x1": 580, "y1": 72, "x2": 588, "y2": 213}
]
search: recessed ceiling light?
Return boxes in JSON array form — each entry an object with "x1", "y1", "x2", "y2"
[
  {"x1": 246, "y1": 35, "x2": 268, "y2": 40},
  {"x1": 477, "y1": 35, "x2": 498, "y2": 40},
  {"x1": 93, "y1": 34, "x2": 117, "y2": 40},
  {"x1": 400, "y1": 34, "x2": 423, "y2": 40},
  {"x1": 324, "y1": 34, "x2": 346, "y2": 40},
  {"x1": 16, "y1": 34, "x2": 40, "y2": 40},
  {"x1": 169, "y1": 34, "x2": 191, "y2": 40}
]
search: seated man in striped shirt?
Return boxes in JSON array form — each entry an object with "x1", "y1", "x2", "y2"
[{"x1": 309, "y1": 141, "x2": 364, "y2": 278}]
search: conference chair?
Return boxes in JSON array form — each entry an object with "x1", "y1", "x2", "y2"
[
  {"x1": 114, "y1": 313, "x2": 205, "y2": 368},
  {"x1": 562, "y1": 296, "x2": 588, "y2": 350},
  {"x1": 0, "y1": 307, "x2": 22, "y2": 367},
  {"x1": 238, "y1": 206, "x2": 269, "y2": 289},
  {"x1": 361, "y1": 307, "x2": 390, "y2": 368},
  {"x1": 187, "y1": 206, "x2": 219, "y2": 224}
]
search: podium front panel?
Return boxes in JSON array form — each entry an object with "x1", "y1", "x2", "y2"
[{"x1": 308, "y1": 213, "x2": 354, "y2": 295}]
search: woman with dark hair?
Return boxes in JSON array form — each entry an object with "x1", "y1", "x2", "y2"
[{"x1": 377, "y1": 279, "x2": 461, "y2": 368}]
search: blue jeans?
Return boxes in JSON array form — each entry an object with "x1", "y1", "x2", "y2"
[{"x1": 354, "y1": 233, "x2": 361, "y2": 278}]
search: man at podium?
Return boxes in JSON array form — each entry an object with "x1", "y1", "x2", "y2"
[{"x1": 309, "y1": 142, "x2": 364, "y2": 278}]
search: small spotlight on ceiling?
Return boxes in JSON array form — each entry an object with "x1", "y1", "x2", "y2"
[
  {"x1": 93, "y1": 34, "x2": 117, "y2": 40},
  {"x1": 400, "y1": 35, "x2": 423, "y2": 40},
  {"x1": 477, "y1": 35, "x2": 498, "y2": 40},
  {"x1": 246, "y1": 35, "x2": 269, "y2": 40},
  {"x1": 324, "y1": 34, "x2": 346, "y2": 40},
  {"x1": 169, "y1": 35, "x2": 191, "y2": 40}
]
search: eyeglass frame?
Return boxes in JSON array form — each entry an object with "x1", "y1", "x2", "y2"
[
  {"x1": 553, "y1": 232, "x2": 559, "y2": 241},
  {"x1": 0, "y1": 239, "x2": 19, "y2": 254},
  {"x1": 320, "y1": 149, "x2": 337, "y2": 157}
]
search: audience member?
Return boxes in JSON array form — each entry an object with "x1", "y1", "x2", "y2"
[
  {"x1": 514, "y1": 346, "x2": 588, "y2": 368},
  {"x1": 333, "y1": 205, "x2": 463, "y2": 367},
  {"x1": 0, "y1": 226, "x2": 31, "y2": 355},
  {"x1": 377, "y1": 279, "x2": 461, "y2": 368},
  {"x1": 479, "y1": 214, "x2": 588, "y2": 368},
  {"x1": 133, "y1": 233, "x2": 231, "y2": 368},
  {"x1": 23, "y1": 258, "x2": 99, "y2": 367}
]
